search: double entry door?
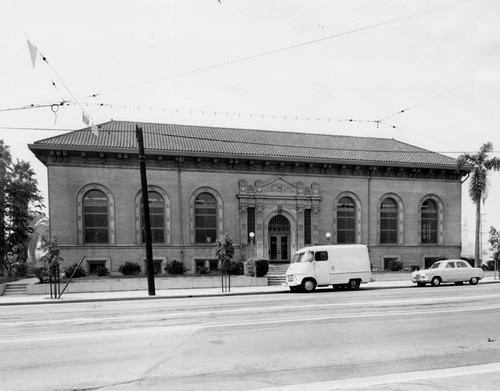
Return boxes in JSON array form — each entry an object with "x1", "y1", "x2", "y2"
[{"x1": 269, "y1": 235, "x2": 289, "y2": 262}]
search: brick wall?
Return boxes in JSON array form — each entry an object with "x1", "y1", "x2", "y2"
[{"x1": 47, "y1": 162, "x2": 462, "y2": 273}]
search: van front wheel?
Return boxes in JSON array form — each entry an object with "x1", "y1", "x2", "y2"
[
  {"x1": 302, "y1": 279, "x2": 316, "y2": 292},
  {"x1": 347, "y1": 279, "x2": 361, "y2": 290}
]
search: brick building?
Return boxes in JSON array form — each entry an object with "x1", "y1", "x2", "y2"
[{"x1": 29, "y1": 120, "x2": 468, "y2": 275}]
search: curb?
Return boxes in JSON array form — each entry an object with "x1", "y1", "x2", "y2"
[
  {"x1": 1, "y1": 278, "x2": 499, "y2": 307},
  {"x1": 0, "y1": 288, "x2": 290, "y2": 306}
]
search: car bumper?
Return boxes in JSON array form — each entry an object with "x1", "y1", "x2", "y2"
[
  {"x1": 286, "y1": 274, "x2": 302, "y2": 287},
  {"x1": 411, "y1": 275, "x2": 430, "y2": 283}
]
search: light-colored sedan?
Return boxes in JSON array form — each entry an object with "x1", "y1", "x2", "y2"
[{"x1": 411, "y1": 260, "x2": 484, "y2": 287}]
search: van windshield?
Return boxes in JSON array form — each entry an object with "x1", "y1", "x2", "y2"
[{"x1": 293, "y1": 251, "x2": 314, "y2": 263}]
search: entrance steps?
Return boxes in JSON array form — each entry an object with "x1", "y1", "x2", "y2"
[
  {"x1": 267, "y1": 263, "x2": 289, "y2": 286},
  {"x1": 3, "y1": 283, "x2": 28, "y2": 296}
]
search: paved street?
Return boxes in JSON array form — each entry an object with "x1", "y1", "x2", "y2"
[{"x1": 1, "y1": 284, "x2": 500, "y2": 390}]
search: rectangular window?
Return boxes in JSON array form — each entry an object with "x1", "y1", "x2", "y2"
[
  {"x1": 304, "y1": 209, "x2": 312, "y2": 245},
  {"x1": 314, "y1": 251, "x2": 328, "y2": 261},
  {"x1": 421, "y1": 221, "x2": 437, "y2": 243},
  {"x1": 195, "y1": 193, "x2": 217, "y2": 244},
  {"x1": 83, "y1": 208, "x2": 108, "y2": 244},
  {"x1": 152, "y1": 260, "x2": 163, "y2": 274},
  {"x1": 383, "y1": 257, "x2": 400, "y2": 271},
  {"x1": 380, "y1": 213, "x2": 398, "y2": 244},
  {"x1": 195, "y1": 259, "x2": 219, "y2": 273},
  {"x1": 337, "y1": 208, "x2": 356, "y2": 244},
  {"x1": 425, "y1": 257, "x2": 441, "y2": 268},
  {"x1": 87, "y1": 260, "x2": 107, "y2": 276}
]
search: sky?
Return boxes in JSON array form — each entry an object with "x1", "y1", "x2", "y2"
[{"x1": 1, "y1": 0, "x2": 499, "y2": 258}]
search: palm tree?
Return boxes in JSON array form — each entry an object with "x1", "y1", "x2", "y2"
[
  {"x1": 457, "y1": 142, "x2": 500, "y2": 267},
  {"x1": 27, "y1": 213, "x2": 49, "y2": 264},
  {"x1": 0, "y1": 140, "x2": 12, "y2": 274}
]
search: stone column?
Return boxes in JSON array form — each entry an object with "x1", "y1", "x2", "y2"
[
  {"x1": 312, "y1": 204, "x2": 320, "y2": 245},
  {"x1": 239, "y1": 204, "x2": 248, "y2": 244},
  {"x1": 297, "y1": 204, "x2": 305, "y2": 249},
  {"x1": 255, "y1": 204, "x2": 265, "y2": 258}
]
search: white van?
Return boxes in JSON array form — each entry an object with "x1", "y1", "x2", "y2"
[{"x1": 285, "y1": 244, "x2": 372, "y2": 292}]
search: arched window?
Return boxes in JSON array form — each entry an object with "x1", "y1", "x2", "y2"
[
  {"x1": 83, "y1": 190, "x2": 108, "y2": 244},
  {"x1": 421, "y1": 199, "x2": 438, "y2": 244},
  {"x1": 141, "y1": 191, "x2": 164, "y2": 244},
  {"x1": 380, "y1": 198, "x2": 398, "y2": 244},
  {"x1": 337, "y1": 196, "x2": 356, "y2": 244},
  {"x1": 195, "y1": 192, "x2": 217, "y2": 244}
]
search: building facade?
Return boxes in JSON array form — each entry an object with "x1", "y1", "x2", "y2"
[{"x1": 29, "y1": 121, "x2": 468, "y2": 275}]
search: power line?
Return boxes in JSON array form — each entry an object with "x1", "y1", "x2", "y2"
[
  {"x1": 378, "y1": 81, "x2": 472, "y2": 122},
  {"x1": 0, "y1": 99, "x2": 395, "y2": 128},
  {"x1": 0, "y1": 102, "x2": 69, "y2": 113},
  {"x1": 0, "y1": 126, "x2": 74, "y2": 132},
  {"x1": 87, "y1": 1, "x2": 467, "y2": 98}
]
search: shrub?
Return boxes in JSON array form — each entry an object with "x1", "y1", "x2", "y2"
[
  {"x1": 31, "y1": 266, "x2": 48, "y2": 283},
  {"x1": 387, "y1": 260, "x2": 403, "y2": 271},
  {"x1": 119, "y1": 261, "x2": 141, "y2": 276},
  {"x1": 14, "y1": 262, "x2": 28, "y2": 277},
  {"x1": 245, "y1": 258, "x2": 269, "y2": 277},
  {"x1": 255, "y1": 259, "x2": 269, "y2": 277},
  {"x1": 165, "y1": 260, "x2": 185, "y2": 275},
  {"x1": 64, "y1": 263, "x2": 86, "y2": 278},
  {"x1": 97, "y1": 266, "x2": 109, "y2": 276},
  {"x1": 227, "y1": 260, "x2": 244, "y2": 275},
  {"x1": 411, "y1": 265, "x2": 421, "y2": 272}
]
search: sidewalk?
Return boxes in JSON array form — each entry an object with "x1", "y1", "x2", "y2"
[{"x1": 1, "y1": 276, "x2": 499, "y2": 306}]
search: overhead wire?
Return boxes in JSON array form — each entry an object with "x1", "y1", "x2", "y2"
[
  {"x1": 86, "y1": 0, "x2": 469, "y2": 98},
  {"x1": 377, "y1": 81, "x2": 472, "y2": 123},
  {"x1": 3, "y1": 0, "x2": 472, "y2": 136}
]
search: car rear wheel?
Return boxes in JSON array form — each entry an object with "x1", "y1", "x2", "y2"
[
  {"x1": 302, "y1": 279, "x2": 316, "y2": 292},
  {"x1": 431, "y1": 277, "x2": 441, "y2": 286},
  {"x1": 469, "y1": 277, "x2": 479, "y2": 285}
]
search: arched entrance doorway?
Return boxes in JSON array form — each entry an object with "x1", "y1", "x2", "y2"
[{"x1": 268, "y1": 215, "x2": 290, "y2": 262}]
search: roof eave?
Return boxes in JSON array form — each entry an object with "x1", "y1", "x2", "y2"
[{"x1": 28, "y1": 143, "x2": 461, "y2": 171}]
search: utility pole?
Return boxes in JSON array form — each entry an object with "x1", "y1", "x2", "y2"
[{"x1": 136, "y1": 125, "x2": 155, "y2": 296}]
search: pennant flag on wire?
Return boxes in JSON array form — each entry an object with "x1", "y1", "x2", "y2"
[
  {"x1": 82, "y1": 110, "x2": 98, "y2": 136},
  {"x1": 82, "y1": 111, "x2": 90, "y2": 126},
  {"x1": 27, "y1": 40, "x2": 38, "y2": 68}
]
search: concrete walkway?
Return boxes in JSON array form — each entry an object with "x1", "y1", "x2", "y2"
[{"x1": 1, "y1": 276, "x2": 499, "y2": 306}]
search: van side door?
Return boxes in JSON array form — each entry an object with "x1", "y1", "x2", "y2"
[{"x1": 314, "y1": 251, "x2": 330, "y2": 285}]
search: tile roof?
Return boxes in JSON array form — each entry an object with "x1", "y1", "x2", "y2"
[{"x1": 30, "y1": 120, "x2": 459, "y2": 168}]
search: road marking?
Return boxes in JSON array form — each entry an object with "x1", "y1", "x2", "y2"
[
  {"x1": 251, "y1": 362, "x2": 500, "y2": 390},
  {"x1": 2, "y1": 293, "x2": 500, "y2": 327},
  {"x1": 2, "y1": 302, "x2": 500, "y2": 344}
]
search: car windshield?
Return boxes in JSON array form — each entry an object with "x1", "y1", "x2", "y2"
[
  {"x1": 293, "y1": 251, "x2": 314, "y2": 263},
  {"x1": 430, "y1": 262, "x2": 442, "y2": 269}
]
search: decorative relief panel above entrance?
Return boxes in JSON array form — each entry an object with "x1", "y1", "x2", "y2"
[{"x1": 238, "y1": 178, "x2": 320, "y2": 198}]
